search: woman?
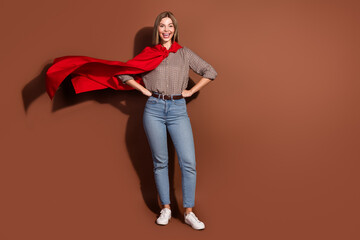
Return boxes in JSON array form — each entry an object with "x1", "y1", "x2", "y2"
[
  {"x1": 116, "y1": 11, "x2": 217, "y2": 230},
  {"x1": 46, "y1": 10, "x2": 217, "y2": 231}
]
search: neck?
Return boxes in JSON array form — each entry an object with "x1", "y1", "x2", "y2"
[{"x1": 161, "y1": 41, "x2": 172, "y2": 50}]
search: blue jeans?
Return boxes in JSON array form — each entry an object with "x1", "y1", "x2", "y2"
[{"x1": 143, "y1": 95, "x2": 196, "y2": 208}]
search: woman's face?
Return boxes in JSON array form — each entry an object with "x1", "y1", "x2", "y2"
[{"x1": 158, "y1": 17, "x2": 175, "y2": 44}]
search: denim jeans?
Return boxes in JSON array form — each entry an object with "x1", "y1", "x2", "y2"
[{"x1": 143, "y1": 95, "x2": 196, "y2": 208}]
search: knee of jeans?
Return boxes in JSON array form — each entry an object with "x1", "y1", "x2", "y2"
[
  {"x1": 153, "y1": 157, "x2": 168, "y2": 171},
  {"x1": 180, "y1": 161, "x2": 196, "y2": 175},
  {"x1": 153, "y1": 164, "x2": 168, "y2": 173}
]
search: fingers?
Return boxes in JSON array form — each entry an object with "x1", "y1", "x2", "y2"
[
  {"x1": 182, "y1": 90, "x2": 193, "y2": 98},
  {"x1": 142, "y1": 89, "x2": 152, "y2": 96}
]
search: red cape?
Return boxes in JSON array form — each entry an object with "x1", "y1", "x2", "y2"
[{"x1": 45, "y1": 42, "x2": 182, "y2": 99}]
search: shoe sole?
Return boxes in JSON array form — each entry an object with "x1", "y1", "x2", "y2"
[
  {"x1": 156, "y1": 222, "x2": 169, "y2": 226},
  {"x1": 156, "y1": 218, "x2": 171, "y2": 226},
  {"x1": 184, "y1": 221, "x2": 205, "y2": 230}
]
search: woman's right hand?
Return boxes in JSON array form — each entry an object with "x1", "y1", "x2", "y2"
[
  {"x1": 124, "y1": 79, "x2": 152, "y2": 97},
  {"x1": 142, "y1": 89, "x2": 152, "y2": 97}
]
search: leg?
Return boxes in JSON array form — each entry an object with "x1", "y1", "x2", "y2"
[
  {"x1": 167, "y1": 101, "x2": 197, "y2": 209},
  {"x1": 143, "y1": 99, "x2": 170, "y2": 206}
]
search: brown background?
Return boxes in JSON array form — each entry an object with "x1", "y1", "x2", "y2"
[{"x1": 1, "y1": 0, "x2": 359, "y2": 239}]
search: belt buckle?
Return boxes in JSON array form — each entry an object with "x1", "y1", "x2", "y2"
[{"x1": 161, "y1": 94, "x2": 165, "y2": 100}]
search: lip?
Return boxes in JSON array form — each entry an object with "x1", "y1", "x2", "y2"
[{"x1": 162, "y1": 33, "x2": 172, "y2": 38}]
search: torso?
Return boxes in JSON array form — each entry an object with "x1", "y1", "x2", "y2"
[{"x1": 142, "y1": 47, "x2": 190, "y2": 95}]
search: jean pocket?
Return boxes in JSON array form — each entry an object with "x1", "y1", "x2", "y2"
[
  {"x1": 147, "y1": 96, "x2": 158, "y2": 104},
  {"x1": 173, "y1": 99, "x2": 186, "y2": 106}
]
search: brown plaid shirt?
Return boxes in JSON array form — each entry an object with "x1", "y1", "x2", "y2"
[{"x1": 116, "y1": 46, "x2": 217, "y2": 95}]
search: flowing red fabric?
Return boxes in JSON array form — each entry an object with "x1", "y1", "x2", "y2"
[{"x1": 45, "y1": 42, "x2": 182, "y2": 99}]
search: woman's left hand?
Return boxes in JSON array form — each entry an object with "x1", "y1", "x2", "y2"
[{"x1": 182, "y1": 89, "x2": 194, "y2": 98}]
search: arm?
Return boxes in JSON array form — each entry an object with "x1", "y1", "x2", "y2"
[
  {"x1": 182, "y1": 47, "x2": 217, "y2": 97},
  {"x1": 182, "y1": 78, "x2": 212, "y2": 97},
  {"x1": 124, "y1": 79, "x2": 152, "y2": 96},
  {"x1": 116, "y1": 74, "x2": 152, "y2": 96}
]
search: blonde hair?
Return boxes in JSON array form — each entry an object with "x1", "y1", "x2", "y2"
[{"x1": 152, "y1": 11, "x2": 179, "y2": 45}]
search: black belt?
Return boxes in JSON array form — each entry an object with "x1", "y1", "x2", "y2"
[{"x1": 152, "y1": 92, "x2": 183, "y2": 100}]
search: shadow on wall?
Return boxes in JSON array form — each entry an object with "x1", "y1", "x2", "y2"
[{"x1": 21, "y1": 27, "x2": 199, "y2": 219}]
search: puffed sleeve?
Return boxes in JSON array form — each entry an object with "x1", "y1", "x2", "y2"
[
  {"x1": 184, "y1": 47, "x2": 217, "y2": 80},
  {"x1": 115, "y1": 74, "x2": 134, "y2": 84}
]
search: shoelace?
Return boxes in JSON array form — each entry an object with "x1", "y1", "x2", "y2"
[
  {"x1": 159, "y1": 209, "x2": 169, "y2": 219},
  {"x1": 188, "y1": 213, "x2": 201, "y2": 223}
]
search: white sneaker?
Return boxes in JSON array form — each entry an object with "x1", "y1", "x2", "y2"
[
  {"x1": 184, "y1": 212, "x2": 205, "y2": 230},
  {"x1": 156, "y1": 208, "x2": 171, "y2": 225}
]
